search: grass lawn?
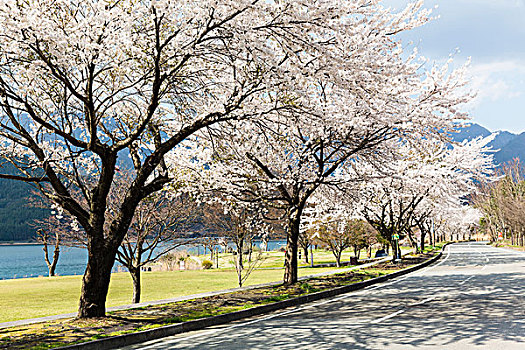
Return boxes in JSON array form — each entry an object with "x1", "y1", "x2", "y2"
[
  {"x1": 0, "y1": 265, "x2": 343, "y2": 323},
  {"x1": 201, "y1": 246, "x2": 413, "y2": 269},
  {"x1": 0, "y1": 245, "x2": 420, "y2": 323}
]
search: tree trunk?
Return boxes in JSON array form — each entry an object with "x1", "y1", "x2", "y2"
[
  {"x1": 420, "y1": 230, "x2": 426, "y2": 252},
  {"x1": 77, "y1": 240, "x2": 117, "y2": 318},
  {"x1": 283, "y1": 213, "x2": 301, "y2": 285},
  {"x1": 235, "y1": 238, "x2": 244, "y2": 287},
  {"x1": 237, "y1": 238, "x2": 244, "y2": 270},
  {"x1": 40, "y1": 229, "x2": 60, "y2": 277},
  {"x1": 391, "y1": 240, "x2": 399, "y2": 261},
  {"x1": 238, "y1": 269, "x2": 243, "y2": 288},
  {"x1": 335, "y1": 252, "x2": 341, "y2": 267},
  {"x1": 49, "y1": 242, "x2": 60, "y2": 277},
  {"x1": 130, "y1": 267, "x2": 141, "y2": 304},
  {"x1": 303, "y1": 246, "x2": 309, "y2": 264}
]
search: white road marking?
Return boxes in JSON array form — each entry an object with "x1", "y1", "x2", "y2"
[
  {"x1": 410, "y1": 296, "x2": 436, "y2": 306},
  {"x1": 370, "y1": 310, "x2": 405, "y2": 324},
  {"x1": 459, "y1": 276, "x2": 475, "y2": 285}
]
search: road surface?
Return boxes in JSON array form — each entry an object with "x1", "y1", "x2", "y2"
[{"x1": 122, "y1": 243, "x2": 525, "y2": 349}]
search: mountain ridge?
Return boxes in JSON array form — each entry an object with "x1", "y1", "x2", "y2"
[{"x1": 450, "y1": 123, "x2": 524, "y2": 166}]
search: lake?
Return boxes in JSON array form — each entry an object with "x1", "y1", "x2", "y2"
[
  {"x1": 0, "y1": 240, "x2": 287, "y2": 280},
  {"x1": 0, "y1": 244, "x2": 88, "y2": 280}
]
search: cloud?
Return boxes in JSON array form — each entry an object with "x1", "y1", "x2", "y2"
[
  {"x1": 460, "y1": 0, "x2": 524, "y2": 8},
  {"x1": 467, "y1": 60, "x2": 525, "y2": 108}
]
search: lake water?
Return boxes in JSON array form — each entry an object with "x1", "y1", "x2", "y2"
[
  {"x1": 0, "y1": 240, "x2": 287, "y2": 280},
  {"x1": 0, "y1": 244, "x2": 88, "y2": 280}
]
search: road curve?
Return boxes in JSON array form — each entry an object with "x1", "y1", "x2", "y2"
[{"x1": 121, "y1": 242, "x2": 525, "y2": 349}]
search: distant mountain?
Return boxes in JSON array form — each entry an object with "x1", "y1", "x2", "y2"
[
  {"x1": 0, "y1": 163, "x2": 48, "y2": 241},
  {"x1": 452, "y1": 123, "x2": 491, "y2": 143},
  {"x1": 493, "y1": 132, "x2": 525, "y2": 165},
  {"x1": 490, "y1": 131, "x2": 517, "y2": 153},
  {"x1": 450, "y1": 123, "x2": 524, "y2": 166}
]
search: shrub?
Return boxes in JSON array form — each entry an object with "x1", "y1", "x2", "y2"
[{"x1": 202, "y1": 260, "x2": 213, "y2": 269}]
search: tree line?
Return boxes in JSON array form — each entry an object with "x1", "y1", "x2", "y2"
[{"x1": 475, "y1": 159, "x2": 525, "y2": 247}]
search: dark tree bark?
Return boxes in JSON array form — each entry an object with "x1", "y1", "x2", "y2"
[
  {"x1": 130, "y1": 267, "x2": 141, "y2": 304},
  {"x1": 38, "y1": 229, "x2": 60, "y2": 277},
  {"x1": 303, "y1": 246, "x2": 309, "y2": 264},
  {"x1": 334, "y1": 251, "x2": 342, "y2": 267},
  {"x1": 78, "y1": 239, "x2": 119, "y2": 318},
  {"x1": 283, "y1": 212, "x2": 301, "y2": 284}
]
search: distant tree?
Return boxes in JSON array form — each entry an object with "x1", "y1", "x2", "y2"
[
  {"x1": 204, "y1": 198, "x2": 270, "y2": 287},
  {"x1": 314, "y1": 218, "x2": 350, "y2": 268},
  {"x1": 298, "y1": 229, "x2": 312, "y2": 264},
  {"x1": 31, "y1": 200, "x2": 85, "y2": 277},
  {"x1": 115, "y1": 192, "x2": 199, "y2": 303},
  {"x1": 474, "y1": 159, "x2": 525, "y2": 246},
  {"x1": 347, "y1": 220, "x2": 377, "y2": 260}
]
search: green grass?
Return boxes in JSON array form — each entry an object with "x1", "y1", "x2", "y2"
[
  {"x1": 0, "y1": 245, "x2": 417, "y2": 324},
  {"x1": 0, "y1": 265, "x2": 344, "y2": 323},
  {"x1": 210, "y1": 247, "x2": 408, "y2": 269}
]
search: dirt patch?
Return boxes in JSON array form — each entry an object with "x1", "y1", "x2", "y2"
[{"x1": 0, "y1": 252, "x2": 437, "y2": 349}]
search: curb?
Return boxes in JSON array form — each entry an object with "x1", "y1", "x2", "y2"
[{"x1": 57, "y1": 249, "x2": 444, "y2": 350}]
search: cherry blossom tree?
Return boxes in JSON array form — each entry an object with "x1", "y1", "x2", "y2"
[
  {"x1": 203, "y1": 197, "x2": 271, "y2": 287},
  {"x1": 188, "y1": 45, "x2": 473, "y2": 285},
  {"x1": 358, "y1": 137, "x2": 493, "y2": 258},
  {"x1": 2, "y1": 0, "x2": 386, "y2": 317}
]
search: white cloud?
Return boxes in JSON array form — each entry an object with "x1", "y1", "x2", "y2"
[
  {"x1": 461, "y1": 0, "x2": 524, "y2": 8},
  {"x1": 467, "y1": 60, "x2": 525, "y2": 108}
]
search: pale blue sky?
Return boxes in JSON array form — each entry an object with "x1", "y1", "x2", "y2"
[{"x1": 384, "y1": 0, "x2": 525, "y2": 133}]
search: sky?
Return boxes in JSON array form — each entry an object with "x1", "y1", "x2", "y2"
[{"x1": 383, "y1": 0, "x2": 525, "y2": 134}]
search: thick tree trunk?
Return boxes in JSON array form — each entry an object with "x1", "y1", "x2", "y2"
[
  {"x1": 131, "y1": 267, "x2": 141, "y2": 304},
  {"x1": 283, "y1": 213, "x2": 301, "y2": 285},
  {"x1": 420, "y1": 230, "x2": 426, "y2": 252},
  {"x1": 77, "y1": 240, "x2": 117, "y2": 318}
]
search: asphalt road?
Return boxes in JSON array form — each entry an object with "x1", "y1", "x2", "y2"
[{"x1": 122, "y1": 242, "x2": 525, "y2": 349}]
